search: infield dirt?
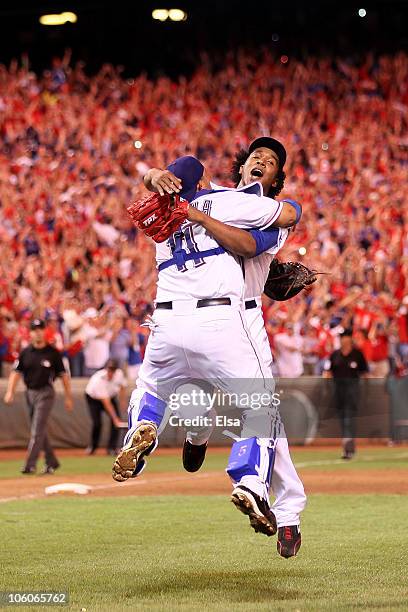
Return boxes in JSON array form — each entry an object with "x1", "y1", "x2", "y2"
[{"x1": 0, "y1": 446, "x2": 407, "y2": 502}]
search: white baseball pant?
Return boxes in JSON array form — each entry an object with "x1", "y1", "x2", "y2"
[
  {"x1": 185, "y1": 301, "x2": 307, "y2": 526},
  {"x1": 129, "y1": 300, "x2": 280, "y2": 499},
  {"x1": 244, "y1": 301, "x2": 307, "y2": 527}
]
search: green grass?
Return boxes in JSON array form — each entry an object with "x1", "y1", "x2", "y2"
[
  {"x1": 0, "y1": 446, "x2": 408, "y2": 479},
  {"x1": 1, "y1": 494, "x2": 408, "y2": 611}
]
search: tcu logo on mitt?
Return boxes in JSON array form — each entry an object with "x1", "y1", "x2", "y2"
[{"x1": 143, "y1": 213, "x2": 158, "y2": 227}]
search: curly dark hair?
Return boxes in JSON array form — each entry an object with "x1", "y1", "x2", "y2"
[{"x1": 231, "y1": 149, "x2": 286, "y2": 198}]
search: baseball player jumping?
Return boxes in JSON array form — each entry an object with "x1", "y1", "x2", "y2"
[
  {"x1": 143, "y1": 138, "x2": 306, "y2": 558},
  {"x1": 113, "y1": 138, "x2": 302, "y2": 557}
]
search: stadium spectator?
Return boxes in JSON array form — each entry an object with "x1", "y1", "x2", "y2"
[
  {"x1": 82, "y1": 308, "x2": 112, "y2": 376},
  {"x1": 396, "y1": 298, "x2": 408, "y2": 367},
  {"x1": 0, "y1": 321, "x2": 8, "y2": 378},
  {"x1": 367, "y1": 321, "x2": 390, "y2": 377},
  {"x1": 274, "y1": 324, "x2": 304, "y2": 378},
  {"x1": 44, "y1": 313, "x2": 64, "y2": 352},
  {"x1": 84, "y1": 358, "x2": 127, "y2": 455},
  {"x1": 109, "y1": 315, "x2": 132, "y2": 370},
  {"x1": 61, "y1": 301, "x2": 86, "y2": 377}
]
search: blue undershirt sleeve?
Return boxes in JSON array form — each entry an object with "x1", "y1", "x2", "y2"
[{"x1": 249, "y1": 228, "x2": 281, "y2": 257}]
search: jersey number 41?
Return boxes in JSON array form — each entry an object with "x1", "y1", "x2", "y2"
[{"x1": 167, "y1": 226, "x2": 205, "y2": 272}]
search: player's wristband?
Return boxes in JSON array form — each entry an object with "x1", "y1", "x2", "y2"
[
  {"x1": 281, "y1": 199, "x2": 302, "y2": 224},
  {"x1": 249, "y1": 228, "x2": 280, "y2": 257}
]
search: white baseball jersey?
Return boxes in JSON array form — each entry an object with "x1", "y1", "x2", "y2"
[
  {"x1": 209, "y1": 181, "x2": 289, "y2": 299},
  {"x1": 155, "y1": 185, "x2": 283, "y2": 305}
]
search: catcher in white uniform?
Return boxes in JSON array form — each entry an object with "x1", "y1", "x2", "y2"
[
  {"x1": 142, "y1": 138, "x2": 306, "y2": 558},
  {"x1": 113, "y1": 138, "x2": 304, "y2": 557}
]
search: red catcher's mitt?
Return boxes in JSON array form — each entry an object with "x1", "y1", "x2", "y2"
[{"x1": 127, "y1": 193, "x2": 189, "y2": 243}]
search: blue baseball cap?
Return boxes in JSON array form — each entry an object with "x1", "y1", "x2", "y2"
[{"x1": 166, "y1": 156, "x2": 204, "y2": 202}]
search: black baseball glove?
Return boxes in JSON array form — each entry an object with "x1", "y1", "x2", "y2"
[{"x1": 263, "y1": 259, "x2": 318, "y2": 301}]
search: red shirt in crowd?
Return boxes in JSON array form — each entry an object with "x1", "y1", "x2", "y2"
[{"x1": 367, "y1": 335, "x2": 389, "y2": 362}]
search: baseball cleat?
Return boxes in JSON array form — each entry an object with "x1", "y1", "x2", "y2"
[
  {"x1": 231, "y1": 485, "x2": 277, "y2": 537},
  {"x1": 129, "y1": 435, "x2": 158, "y2": 478},
  {"x1": 182, "y1": 440, "x2": 207, "y2": 472},
  {"x1": 112, "y1": 421, "x2": 157, "y2": 482},
  {"x1": 277, "y1": 525, "x2": 301, "y2": 558}
]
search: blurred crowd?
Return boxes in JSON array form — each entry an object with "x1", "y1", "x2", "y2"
[{"x1": 0, "y1": 49, "x2": 407, "y2": 378}]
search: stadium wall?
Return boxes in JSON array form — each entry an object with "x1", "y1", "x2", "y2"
[{"x1": 1, "y1": 377, "x2": 407, "y2": 448}]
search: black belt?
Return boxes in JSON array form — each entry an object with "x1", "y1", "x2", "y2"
[
  {"x1": 156, "y1": 298, "x2": 231, "y2": 310},
  {"x1": 245, "y1": 299, "x2": 258, "y2": 310}
]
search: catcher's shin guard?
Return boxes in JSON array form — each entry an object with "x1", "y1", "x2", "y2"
[
  {"x1": 227, "y1": 437, "x2": 277, "y2": 536},
  {"x1": 227, "y1": 437, "x2": 276, "y2": 496},
  {"x1": 127, "y1": 390, "x2": 166, "y2": 432}
]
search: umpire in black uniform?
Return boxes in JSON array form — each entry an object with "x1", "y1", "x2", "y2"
[
  {"x1": 324, "y1": 329, "x2": 369, "y2": 459},
  {"x1": 4, "y1": 319, "x2": 73, "y2": 474}
]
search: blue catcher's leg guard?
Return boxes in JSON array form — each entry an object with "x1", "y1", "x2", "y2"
[
  {"x1": 226, "y1": 437, "x2": 276, "y2": 501},
  {"x1": 112, "y1": 391, "x2": 166, "y2": 482},
  {"x1": 125, "y1": 389, "x2": 166, "y2": 444}
]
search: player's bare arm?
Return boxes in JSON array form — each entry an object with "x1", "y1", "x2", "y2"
[
  {"x1": 187, "y1": 206, "x2": 257, "y2": 257},
  {"x1": 144, "y1": 161, "x2": 299, "y2": 255},
  {"x1": 273, "y1": 201, "x2": 298, "y2": 228},
  {"x1": 144, "y1": 168, "x2": 182, "y2": 196},
  {"x1": 187, "y1": 195, "x2": 300, "y2": 256}
]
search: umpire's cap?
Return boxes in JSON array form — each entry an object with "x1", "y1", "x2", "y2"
[
  {"x1": 249, "y1": 137, "x2": 287, "y2": 169},
  {"x1": 166, "y1": 156, "x2": 204, "y2": 202},
  {"x1": 30, "y1": 318, "x2": 45, "y2": 330}
]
